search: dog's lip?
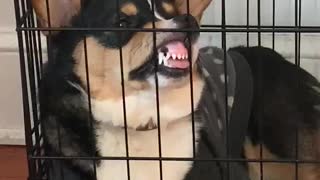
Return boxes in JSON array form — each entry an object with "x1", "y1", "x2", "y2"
[{"x1": 156, "y1": 32, "x2": 188, "y2": 50}]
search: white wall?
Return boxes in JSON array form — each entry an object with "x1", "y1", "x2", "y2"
[
  {"x1": 200, "y1": 0, "x2": 320, "y2": 79},
  {"x1": 201, "y1": 0, "x2": 320, "y2": 26},
  {"x1": 0, "y1": 0, "x2": 319, "y2": 145},
  {"x1": 0, "y1": 0, "x2": 25, "y2": 144}
]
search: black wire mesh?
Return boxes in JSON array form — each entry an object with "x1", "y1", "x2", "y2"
[{"x1": 13, "y1": 0, "x2": 320, "y2": 180}]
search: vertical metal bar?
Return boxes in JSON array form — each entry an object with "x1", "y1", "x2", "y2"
[
  {"x1": 45, "y1": 0, "x2": 53, "y2": 63},
  {"x1": 26, "y1": 0, "x2": 41, "y2": 85},
  {"x1": 42, "y1": 0, "x2": 64, "y2": 179},
  {"x1": 78, "y1": 0, "x2": 98, "y2": 179},
  {"x1": 256, "y1": 0, "x2": 264, "y2": 179},
  {"x1": 33, "y1": 14, "x2": 47, "y2": 180},
  {"x1": 247, "y1": 0, "x2": 250, "y2": 47},
  {"x1": 272, "y1": 0, "x2": 276, "y2": 49},
  {"x1": 23, "y1": 0, "x2": 41, "y2": 170},
  {"x1": 83, "y1": 36, "x2": 99, "y2": 180},
  {"x1": 34, "y1": 16, "x2": 47, "y2": 180},
  {"x1": 150, "y1": 0, "x2": 163, "y2": 179},
  {"x1": 26, "y1": 0, "x2": 41, "y2": 154},
  {"x1": 294, "y1": 0, "x2": 302, "y2": 180},
  {"x1": 298, "y1": 0, "x2": 301, "y2": 67},
  {"x1": 26, "y1": 1, "x2": 44, "y2": 177},
  {"x1": 30, "y1": 13, "x2": 42, "y2": 84},
  {"x1": 36, "y1": 19, "x2": 44, "y2": 75},
  {"x1": 257, "y1": 0, "x2": 261, "y2": 46},
  {"x1": 186, "y1": 0, "x2": 196, "y2": 159},
  {"x1": 14, "y1": 0, "x2": 36, "y2": 179},
  {"x1": 295, "y1": 0, "x2": 301, "y2": 66},
  {"x1": 115, "y1": 0, "x2": 131, "y2": 179},
  {"x1": 221, "y1": 0, "x2": 230, "y2": 179}
]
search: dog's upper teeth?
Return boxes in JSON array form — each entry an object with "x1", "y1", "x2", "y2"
[
  {"x1": 158, "y1": 52, "x2": 163, "y2": 65},
  {"x1": 181, "y1": 55, "x2": 185, "y2": 59},
  {"x1": 172, "y1": 54, "x2": 176, "y2": 60},
  {"x1": 177, "y1": 54, "x2": 181, "y2": 60}
]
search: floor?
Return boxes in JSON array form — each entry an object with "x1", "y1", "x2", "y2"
[{"x1": 0, "y1": 146, "x2": 27, "y2": 180}]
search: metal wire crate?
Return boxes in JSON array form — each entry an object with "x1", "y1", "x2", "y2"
[{"x1": 13, "y1": 0, "x2": 320, "y2": 180}]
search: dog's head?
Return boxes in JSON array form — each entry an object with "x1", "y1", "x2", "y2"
[{"x1": 33, "y1": 0, "x2": 211, "y2": 99}]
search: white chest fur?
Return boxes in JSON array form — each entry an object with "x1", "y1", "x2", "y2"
[
  {"x1": 96, "y1": 118, "x2": 200, "y2": 180},
  {"x1": 91, "y1": 86, "x2": 202, "y2": 129},
  {"x1": 90, "y1": 77, "x2": 204, "y2": 180}
]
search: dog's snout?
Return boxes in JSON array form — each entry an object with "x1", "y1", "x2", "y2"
[
  {"x1": 172, "y1": 14, "x2": 199, "y2": 41},
  {"x1": 173, "y1": 14, "x2": 199, "y2": 29}
]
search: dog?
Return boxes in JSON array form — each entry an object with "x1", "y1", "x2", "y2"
[{"x1": 32, "y1": 0, "x2": 320, "y2": 179}]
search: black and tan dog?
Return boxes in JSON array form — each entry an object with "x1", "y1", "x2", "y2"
[{"x1": 32, "y1": 0, "x2": 320, "y2": 179}]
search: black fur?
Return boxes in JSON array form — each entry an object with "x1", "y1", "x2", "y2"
[{"x1": 231, "y1": 46, "x2": 320, "y2": 158}]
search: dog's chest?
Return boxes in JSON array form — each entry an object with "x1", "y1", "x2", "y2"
[
  {"x1": 91, "y1": 89, "x2": 195, "y2": 129},
  {"x1": 95, "y1": 118, "x2": 200, "y2": 180}
]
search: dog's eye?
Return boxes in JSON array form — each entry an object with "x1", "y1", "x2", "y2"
[{"x1": 118, "y1": 16, "x2": 130, "y2": 28}]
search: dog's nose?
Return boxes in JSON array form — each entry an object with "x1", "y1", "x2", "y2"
[{"x1": 173, "y1": 14, "x2": 199, "y2": 29}]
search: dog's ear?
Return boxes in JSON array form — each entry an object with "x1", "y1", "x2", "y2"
[
  {"x1": 32, "y1": 0, "x2": 81, "y2": 35},
  {"x1": 173, "y1": 0, "x2": 212, "y2": 22}
]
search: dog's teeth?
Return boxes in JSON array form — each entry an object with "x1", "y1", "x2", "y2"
[
  {"x1": 177, "y1": 54, "x2": 181, "y2": 60},
  {"x1": 158, "y1": 53, "x2": 162, "y2": 64},
  {"x1": 172, "y1": 54, "x2": 176, "y2": 60},
  {"x1": 186, "y1": 54, "x2": 188, "y2": 59},
  {"x1": 164, "y1": 58, "x2": 170, "y2": 66},
  {"x1": 181, "y1": 55, "x2": 185, "y2": 59}
]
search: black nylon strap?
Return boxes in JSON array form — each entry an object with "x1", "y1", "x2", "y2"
[{"x1": 227, "y1": 50, "x2": 253, "y2": 158}]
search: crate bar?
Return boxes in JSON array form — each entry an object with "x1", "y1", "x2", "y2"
[
  {"x1": 294, "y1": 0, "x2": 302, "y2": 179},
  {"x1": 272, "y1": 0, "x2": 276, "y2": 49},
  {"x1": 185, "y1": 0, "x2": 197, "y2": 158},
  {"x1": 246, "y1": 0, "x2": 250, "y2": 47},
  {"x1": 115, "y1": 0, "x2": 131, "y2": 179},
  {"x1": 257, "y1": 0, "x2": 261, "y2": 46},
  {"x1": 29, "y1": 156, "x2": 320, "y2": 164},
  {"x1": 149, "y1": 0, "x2": 164, "y2": 179},
  {"x1": 14, "y1": 0, "x2": 37, "y2": 179},
  {"x1": 16, "y1": 27, "x2": 320, "y2": 33},
  {"x1": 257, "y1": 0, "x2": 264, "y2": 179},
  {"x1": 77, "y1": 0, "x2": 99, "y2": 179},
  {"x1": 221, "y1": 0, "x2": 230, "y2": 179},
  {"x1": 25, "y1": 0, "x2": 42, "y2": 163}
]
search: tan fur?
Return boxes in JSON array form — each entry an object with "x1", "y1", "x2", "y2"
[
  {"x1": 174, "y1": 0, "x2": 212, "y2": 22},
  {"x1": 244, "y1": 139, "x2": 320, "y2": 180},
  {"x1": 32, "y1": 0, "x2": 81, "y2": 32},
  {"x1": 162, "y1": 2, "x2": 175, "y2": 15},
  {"x1": 73, "y1": 18, "x2": 199, "y2": 100},
  {"x1": 121, "y1": 3, "x2": 138, "y2": 16},
  {"x1": 90, "y1": 67, "x2": 204, "y2": 129},
  {"x1": 73, "y1": 17, "x2": 203, "y2": 129}
]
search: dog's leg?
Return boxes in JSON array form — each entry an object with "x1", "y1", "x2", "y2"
[{"x1": 244, "y1": 137, "x2": 320, "y2": 180}]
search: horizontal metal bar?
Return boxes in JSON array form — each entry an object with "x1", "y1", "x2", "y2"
[
  {"x1": 29, "y1": 156, "x2": 320, "y2": 164},
  {"x1": 201, "y1": 25, "x2": 320, "y2": 29},
  {"x1": 16, "y1": 27, "x2": 320, "y2": 33}
]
